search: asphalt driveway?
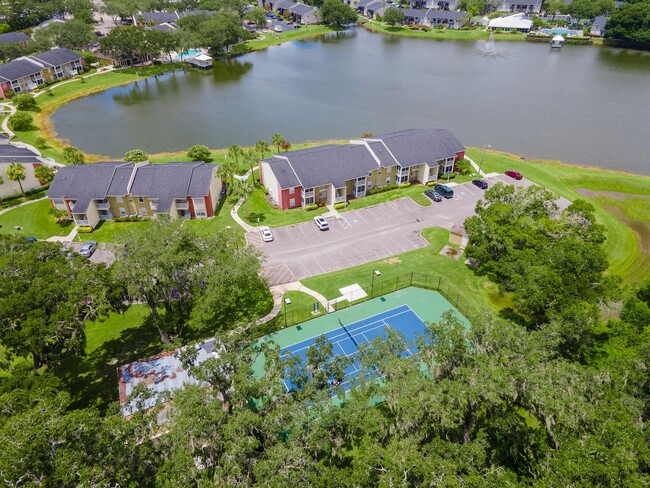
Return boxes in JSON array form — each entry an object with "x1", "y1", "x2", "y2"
[{"x1": 249, "y1": 175, "x2": 570, "y2": 285}]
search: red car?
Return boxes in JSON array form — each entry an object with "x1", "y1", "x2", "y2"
[{"x1": 505, "y1": 170, "x2": 523, "y2": 180}]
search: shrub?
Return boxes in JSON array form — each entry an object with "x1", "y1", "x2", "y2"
[
  {"x1": 9, "y1": 111, "x2": 33, "y2": 131},
  {"x1": 124, "y1": 149, "x2": 148, "y2": 162},
  {"x1": 367, "y1": 183, "x2": 398, "y2": 195},
  {"x1": 77, "y1": 226, "x2": 93, "y2": 233},
  {"x1": 83, "y1": 53, "x2": 98, "y2": 65},
  {"x1": 398, "y1": 182, "x2": 411, "y2": 188},
  {"x1": 187, "y1": 145, "x2": 212, "y2": 161},
  {"x1": 333, "y1": 202, "x2": 347, "y2": 209},
  {"x1": 439, "y1": 172, "x2": 456, "y2": 180},
  {"x1": 113, "y1": 216, "x2": 149, "y2": 222},
  {"x1": 34, "y1": 137, "x2": 47, "y2": 149},
  {"x1": 49, "y1": 207, "x2": 69, "y2": 224},
  {"x1": 426, "y1": 181, "x2": 436, "y2": 187},
  {"x1": 305, "y1": 204, "x2": 318, "y2": 211},
  {"x1": 62, "y1": 147, "x2": 86, "y2": 165},
  {"x1": 4, "y1": 89, "x2": 14, "y2": 99},
  {"x1": 13, "y1": 93, "x2": 37, "y2": 111}
]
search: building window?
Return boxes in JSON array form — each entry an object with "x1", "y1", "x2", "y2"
[
  {"x1": 196, "y1": 210, "x2": 206, "y2": 217},
  {"x1": 289, "y1": 198, "x2": 296, "y2": 207},
  {"x1": 116, "y1": 196, "x2": 123, "y2": 203},
  {"x1": 52, "y1": 198, "x2": 64, "y2": 205},
  {"x1": 140, "y1": 207, "x2": 147, "y2": 215},
  {"x1": 119, "y1": 208, "x2": 127, "y2": 216},
  {"x1": 386, "y1": 166, "x2": 392, "y2": 173},
  {"x1": 138, "y1": 197, "x2": 144, "y2": 203},
  {"x1": 289, "y1": 187, "x2": 295, "y2": 195},
  {"x1": 386, "y1": 177, "x2": 391, "y2": 185},
  {"x1": 304, "y1": 195, "x2": 314, "y2": 205}
]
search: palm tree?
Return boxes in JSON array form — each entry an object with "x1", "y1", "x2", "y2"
[
  {"x1": 234, "y1": 178, "x2": 254, "y2": 221},
  {"x1": 6, "y1": 162, "x2": 26, "y2": 196},
  {"x1": 255, "y1": 140, "x2": 269, "y2": 158},
  {"x1": 244, "y1": 149, "x2": 259, "y2": 184},
  {"x1": 272, "y1": 133, "x2": 285, "y2": 154},
  {"x1": 228, "y1": 145, "x2": 244, "y2": 174},
  {"x1": 217, "y1": 158, "x2": 238, "y2": 194}
]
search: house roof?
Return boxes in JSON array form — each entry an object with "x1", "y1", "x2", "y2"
[
  {"x1": 0, "y1": 58, "x2": 43, "y2": 82},
  {"x1": 366, "y1": 141, "x2": 398, "y2": 167},
  {"x1": 504, "y1": 0, "x2": 540, "y2": 5},
  {"x1": 275, "y1": 0, "x2": 296, "y2": 10},
  {"x1": 425, "y1": 9, "x2": 465, "y2": 20},
  {"x1": 140, "y1": 11, "x2": 180, "y2": 23},
  {"x1": 488, "y1": 13, "x2": 533, "y2": 29},
  {"x1": 48, "y1": 162, "x2": 132, "y2": 214},
  {"x1": 149, "y1": 22, "x2": 178, "y2": 32},
  {"x1": 357, "y1": 0, "x2": 375, "y2": 7},
  {"x1": 180, "y1": 10, "x2": 215, "y2": 17},
  {"x1": 276, "y1": 144, "x2": 379, "y2": 189},
  {"x1": 35, "y1": 16, "x2": 66, "y2": 30},
  {"x1": 402, "y1": 8, "x2": 427, "y2": 18},
  {"x1": 106, "y1": 163, "x2": 135, "y2": 196},
  {"x1": 364, "y1": 129, "x2": 464, "y2": 168},
  {"x1": 290, "y1": 3, "x2": 315, "y2": 14},
  {"x1": 365, "y1": 1, "x2": 384, "y2": 11},
  {"x1": 0, "y1": 32, "x2": 30, "y2": 44},
  {"x1": 592, "y1": 16, "x2": 608, "y2": 28},
  {"x1": 129, "y1": 162, "x2": 218, "y2": 212},
  {"x1": 31, "y1": 48, "x2": 82, "y2": 67},
  {"x1": 0, "y1": 143, "x2": 41, "y2": 164},
  {"x1": 262, "y1": 157, "x2": 301, "y2": 188}
]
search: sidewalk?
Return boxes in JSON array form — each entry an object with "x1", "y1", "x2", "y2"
[{"x1": 255, "y1": 281, "x2": 330, "y2": 325}]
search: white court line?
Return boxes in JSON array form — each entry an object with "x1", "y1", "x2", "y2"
[{"x1": 352, "y1": 210, "x2": 368, "y2": 224}]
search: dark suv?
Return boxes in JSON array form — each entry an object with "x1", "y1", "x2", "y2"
[{"x1": 434, "y1": 184, "x2": 454, "y2": 199}]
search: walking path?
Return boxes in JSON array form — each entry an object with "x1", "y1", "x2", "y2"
[
  {"x1": 231, "y1": 198, "x2": 256, "y2": 232},
  {"x1": 45, "y1": 226, "x2": 78, "y2": 243},
  {"x1": 255, "y1": 280, "x2": 331, "y2": 325},
  {"x1": 0, "y1": 196, "x2": 47, "y2": 216}
]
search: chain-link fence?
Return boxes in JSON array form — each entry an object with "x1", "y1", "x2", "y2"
[{"x1": 281, "y1": 272, "x2": 480, "y2": 328}]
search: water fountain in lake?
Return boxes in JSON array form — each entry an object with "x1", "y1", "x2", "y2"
[{"x1": 480, "y1": 32, "x2": 498, "y2": 56}]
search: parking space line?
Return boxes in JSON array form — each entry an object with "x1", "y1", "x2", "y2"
[{"x1": 352, "y1": 210, "x2": 368, "y2": 225}]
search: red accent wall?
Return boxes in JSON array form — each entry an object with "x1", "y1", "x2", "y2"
[
  {"x1": 455, "y1": 150, "x2": 465, "y2": 160},
  {"x1": 0, "y1": 82, "x2": 10, "y2": 99},
  {"x1": 204, "y1": 192, "x2": 214, "y2": 217},
  {"x1": 187, "y1": 197, "x2": 195, "y2": 218},
  {"x1": 279, "y1": 186, "x2": 301, "y2": 210}
]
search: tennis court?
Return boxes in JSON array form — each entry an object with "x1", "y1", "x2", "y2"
[{"x1": 252, "y1": 287, "x2": 471, "y2": 393}]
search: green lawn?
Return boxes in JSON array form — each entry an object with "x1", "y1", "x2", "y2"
[
  {"x1": 468, "y1": 148, "x2": 650, "y2": 284},
  {"x1": 0, "y1": 199, "x2": 73, "y2": 239},
  {"x1": 361, "y1": 19, "x2": 526, "y2": 42},
  {"x1": 255, "y1": 290, "x2": 325, "y2": 338},
  {"x1": 302, "y1": 228, "x2": 506, "y2": 316},
  {"x1": 238, "y1": 184, "x2": 327, "y2": 227},
  {"x1": 55, "y1": 305, "x2": 162, "y2": 412},
  {"x1": 85, "y1": 220, "x2": 151, "y2": 243},
  {"x1": 342, "y1": 184, "x2": 432, "y2": 212},
  {"x1": 243, "y1": 25, "x2": 336, "y2": 52}
]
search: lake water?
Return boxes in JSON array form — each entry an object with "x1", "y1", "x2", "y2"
[{"x1": 52, "y1": 28, "x2": 650, "y2": 174}]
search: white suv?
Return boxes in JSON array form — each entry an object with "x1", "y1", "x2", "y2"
[{"x1": 314, "y1": 216, "x2": 329, "y2": 231}]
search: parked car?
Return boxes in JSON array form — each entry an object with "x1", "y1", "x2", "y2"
[
  {"x1": 274, "y1": 25, "x2": 283, "y2": 32},
  {"x1": 434, "y1": 184, "x2": 454, "y2": 199},
  {"x1": 314, "y1": 216, "x2": 329, "y2": 231},
  {"x1": 472, "y1": 179, "x2": 488, "y2": 190},
  {"x1": 220, "y1": 185, "x2": 227, "y2": 198},
  {"x1": 79, "y1": 241, "x2": 97, "y2": 257},
  {"x1": 505, "y1": 170, "x2": 523, "y2": 180},
  {"x1": 94, "y1": 31, "x2": 104, "y2": 37},
  {"x1": 260, "y1": 226, "x2": 273, "y2": 242},
  {"x1": 424, "y1": 189, "x2": 442, "y2": 202}
]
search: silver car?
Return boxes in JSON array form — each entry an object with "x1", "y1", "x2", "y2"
[{"x1": 79, "y1": 241, "x2": 97, "y2": 257}]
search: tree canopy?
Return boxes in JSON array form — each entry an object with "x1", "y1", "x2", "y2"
[
  {"x1": 321, "y1": 0, "x2": 358, "y2": 27},
  {"x1": 605, "y1": 0, "x2": 650, "y2": 45}
]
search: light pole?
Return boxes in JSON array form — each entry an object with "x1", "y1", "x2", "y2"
[
  {"x1": 371, "y1": 270, "x2": 381, "y2": 297},
  {"x1": 478, "y1": 144, "x2": 491, "y2": 177}
]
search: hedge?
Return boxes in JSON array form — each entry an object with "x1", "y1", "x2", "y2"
[
  {"x1": 305, "y1": 204, "x2": 318, "y2": 211},
  {"x1": 113, "y1": 216, "x2": 150, "y2": 222},
  {"x1": 77, "y1": 226, "x2": 93, "y2": 233},
  {"x1": 398, "y1": 182, "x2": 411, "y2": 188},
  {"x1": 333, "y1": 202, "x2": 347, "y2": 210},
  {"x1": 367, "y1": 183, "x2": 398, "y2": 195}
]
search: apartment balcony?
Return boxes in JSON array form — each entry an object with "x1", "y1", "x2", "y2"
[
  {"x1": 95, "y1": 200, "x2": 110, "y2": 210},
  {"x1": 75, "y1": 219, "x2": 90, "y2": 226},
  {"x1": 334, "y1": 195, "x2": 347, "y2": 204},
  {"x1": 175, "y1": 200, "x2": 189, "y2": 210}
]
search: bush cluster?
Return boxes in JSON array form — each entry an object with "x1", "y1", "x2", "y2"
[
  {"x1": 367, "y1": 183, "x2": 399, "y2": 195},
  {"x1": 399, "y1": 182, "x2": 411, "y2": 188},
  {"x1": 77, "y1": 226, "x2": 93, "y2": 233},
  {"x1": 113, "y1": 216, "x2": 149, "y2": 222},
  {"x1": 333, "y1": 202, "x2": 347, "y2": 210},
  {"x1": 305, "y1": 204, "x2": 318, "y2": 211}
]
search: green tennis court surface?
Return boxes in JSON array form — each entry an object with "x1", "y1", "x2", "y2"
[{"x1": 252, "y1": 287, "x2": 471, "y2": 388}]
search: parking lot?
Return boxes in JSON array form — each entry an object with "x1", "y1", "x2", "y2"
[
  {"x1": 250, "y1": 175, "x2": 569, "y2": 285},
  {"x1": 66, "y1": 241, "x2": 116, "y2": 265}
]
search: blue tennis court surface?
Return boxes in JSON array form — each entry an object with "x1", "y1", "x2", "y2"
[{"x1": 280, "y1": 305, "x2": 429, "y2": 392}]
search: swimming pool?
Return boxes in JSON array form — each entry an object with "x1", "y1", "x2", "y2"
[
  {"x1": 540, "y1": 28, "x2": 582, "y2": 36},
  {"x1": 174, "y1": 49, "x2": 204, "y2": 61}
]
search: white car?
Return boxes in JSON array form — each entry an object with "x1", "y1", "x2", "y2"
[
  {"x1": 260, "y1": 227, "x2": 273, "y2": 242},
  {"x1": 314, "y1": 216, "x2": 329, "y2": 231}
]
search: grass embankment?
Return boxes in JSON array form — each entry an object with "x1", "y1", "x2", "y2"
[
  {"x1": 0, "y1": 198, "x2": 73, "y2": 238},
  {"x1": 302, "y1": 227, "x2": 504, "y2": 314},
  {"x1": 468, "y1": 148, "x2": 650, "y2": 284},
  {"x1": 361, "y1": 19, "x2": 526, "y2": 42},
  {"x1": 242, "y1": 25, "x2": 336, "y2": 52}
]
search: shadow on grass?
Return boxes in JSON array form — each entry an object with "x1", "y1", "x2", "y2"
[
  {"x1": 246, "y1": 211, "x2": 267, "y2": 224},
  {"x1": 55, "y1": 314, "x2": 163, "y2": 414}
]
